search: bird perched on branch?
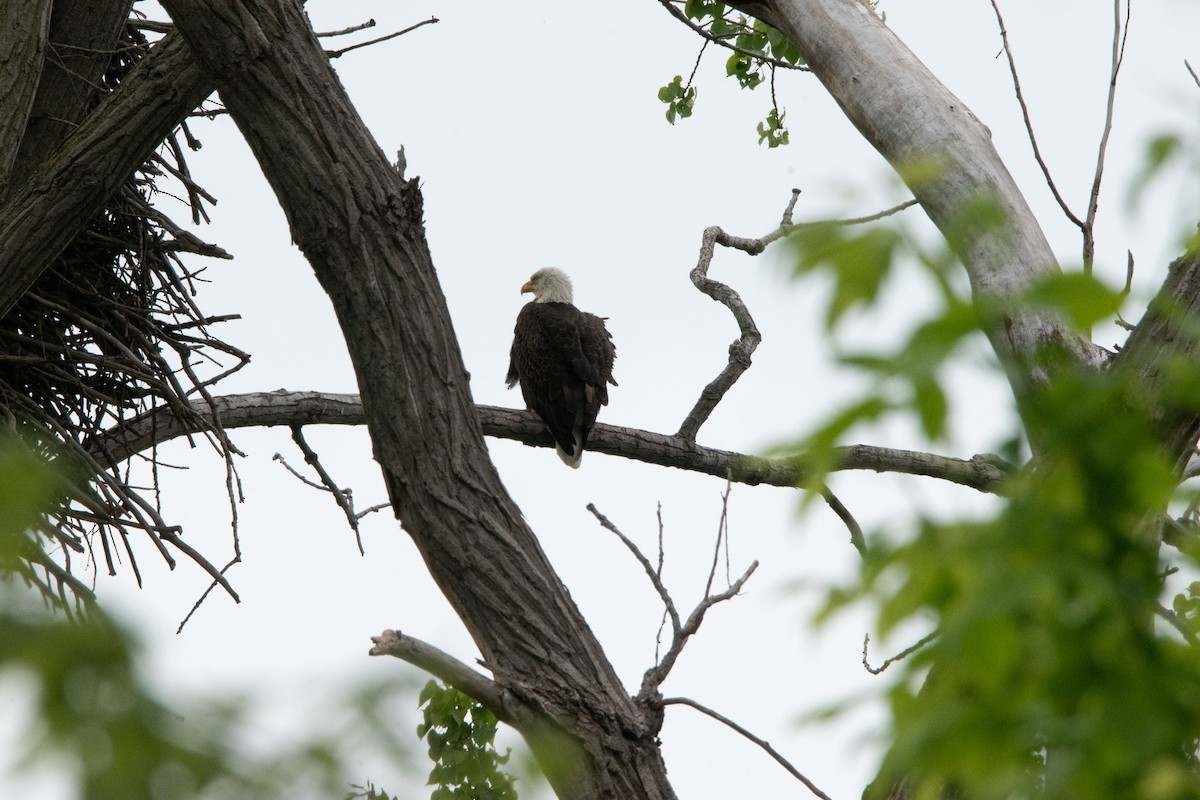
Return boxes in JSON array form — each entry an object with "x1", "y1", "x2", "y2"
[{"x1": 506, "y1": 268, "x2": 617, "y2": 468}]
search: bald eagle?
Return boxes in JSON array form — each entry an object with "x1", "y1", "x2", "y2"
[{"x1": 506, "y1": 268, "x2": 616, "y2": 468}]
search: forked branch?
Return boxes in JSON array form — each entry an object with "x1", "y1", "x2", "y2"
[
  {"x1": 585, "y1": 498, "x2": 759, "y2": 704},
  {"x1": 990, "y1": 0, "x2": 1131, "y2": 272}
]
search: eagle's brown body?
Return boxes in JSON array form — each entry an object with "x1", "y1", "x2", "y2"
[{"x1": 506, "y1": 269, "x2": 616, "y2": 467}]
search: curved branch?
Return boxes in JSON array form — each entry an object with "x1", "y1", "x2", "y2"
[
  {"x1": 92, "y1": 391, "x2": 1013, "y2": 492},
  {"x1": 678, "y1": 189, "x2": 801, "y2": 440},
  {"x1": 988, "y1": 0, "x2": 1084, "y2": 231}
]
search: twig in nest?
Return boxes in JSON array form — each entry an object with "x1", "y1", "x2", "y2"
[{"x1": 2, "y1": 21, "x2": 247, "y2": 614}]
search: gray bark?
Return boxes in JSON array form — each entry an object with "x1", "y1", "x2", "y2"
[{"x1": 93, "y1": 391, "x2": 1012, "y2": 493}]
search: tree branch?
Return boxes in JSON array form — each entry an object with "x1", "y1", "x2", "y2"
[
  {"x1": 586, "y1": 500, "x2": 759, "y2": 705},
  {"x1": 161, "y1": 3, "x2": 668, "y2": 796},
  {"x1": 369, "y1": 629, "x2": 507, "y2": 720},
  {"x1": 285, "y1": 425, "x2": 365, "y2": 555},
  {"x1": 324, "y1": 16, "x2": 439, "y2": 59},
  {"x1": 92, "y1": 391, "x2": 1014, "y2": 492},
  {"x1": 655, "y1": 0, "x2": 812, "y2": 73},
  {"x1": 662, "y1": 696, "x2": 834, "y2": 800},
  {"x1": 987, "y1": 0, "x2": 1084, "y2": 231},
  {"x1": 677, "y1": 189, "x2": 799, "y2": 440}
]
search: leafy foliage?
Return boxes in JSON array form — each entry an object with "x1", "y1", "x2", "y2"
[
  {"x1": 790, "y1": 194, "x2": 1200, "y2": 798},
  {"x1": 657, "y1": 75, "x2": 697, "y2": 125},
  {"x1": 417, "y1": 680, "x2": 517, "y2": 800},
  {"x1": 659, "y1": 2, "x2": 801, "y2": 144},
  {"x1": 756, "y1": 106, "x2": 789, "y2": 149}
]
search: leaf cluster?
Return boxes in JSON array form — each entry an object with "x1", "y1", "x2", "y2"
[
  {"x1": 417, "y1": 681, "x2": 517, "y2": 800},
  {"x1": 657, "y1": 75, "x2": 697, "y2": 125},
  {"x1": 659, "y1": 2, "x2": 802, "y2": 145}
]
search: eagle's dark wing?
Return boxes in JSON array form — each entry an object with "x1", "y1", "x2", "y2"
[{"x1": 507, "y1": 302, "x2": 616, "y2": 465}]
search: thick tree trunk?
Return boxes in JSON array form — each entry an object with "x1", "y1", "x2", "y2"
[
  {"x1": 0, "y1": 0, "x2": 52, "y2": 193},
  {"x1": 0, "y1": 29, "x2": 212, "y2": 317},
  {"x1": 159, "y1": 2, "x2": 675, "y2": 798},
  {"x1": 6, "y1": 0, "x2": 133, "y2": 193}
]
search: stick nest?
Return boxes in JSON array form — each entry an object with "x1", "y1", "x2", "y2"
[{"x1": 3, "y1": 24, "x2": 246, "y2": 614}]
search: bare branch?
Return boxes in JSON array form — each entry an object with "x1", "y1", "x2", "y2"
[
  {"x1": 1082, "y1": 0, "x2": 1132, "y2": 270},
  {"x1": 662, "y1": 696, "x2": 833, "y2": 800},
  {"x1": 862, "y1": 631, "x2": 938, "y2": 675},
  {"x1": 677, "y1": 189, "x2": 800, "y2": 441},
  {"x1": 287, "y1": 425, "x2": 365, "y2": 555},
  {"x1": 316, "y1": 19, "x2": 376, "y2": 38},
  {"x1": 175, "y1": 554, "x2": 241, "y2": 634},
  {"x1": 1187, "y1": 60, "x2": 1200, "y2": 89},
  {"x1": 793, "y1": 198, "x2": 918, "y2": 228},
  {"x1": 642, "y1": 555, "x2": 757, "y2": 701},
  {"x1": 370, "y1": 629, "x2": 507, "y2": 720},
  {"x1": 821, "y1": 485, "x2": 866, "y2": 555},
  {"x1": 93, "y1": 391, "x2": 1014, "y2": 493},
  {"x1": 586, "y1": 504, "x2": 682, "y2": 635},
  {"x1": 988, "y1": 0, "x2": 1084, "y2": 231},
  {"x1": 325, "y1": 16, "x2": 439, "y2": 59},
  {"x1": 589, "y1": 499, "x2": 757, "y2": 702}
]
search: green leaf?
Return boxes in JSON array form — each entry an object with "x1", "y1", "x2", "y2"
[
  {"x1": 912, "y1": 376, "x2": 948, "y2": 440},
  {"x1": 1024, "y1": 272, "x2": 1123, "y2": 331}
]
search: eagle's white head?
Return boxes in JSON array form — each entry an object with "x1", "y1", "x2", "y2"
[{"x1": 522, "y1": 267, "x2": 574, "y2": 304}]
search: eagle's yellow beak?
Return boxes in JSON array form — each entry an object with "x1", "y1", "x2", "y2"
[{"x1": 520, "y1": 280, "x2": 534, "y2": 294}]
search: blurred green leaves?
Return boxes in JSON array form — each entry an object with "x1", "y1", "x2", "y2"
[
  {"x1": 783, "y1": 179, "x2": 1200, "y2": 798},
  {"x1": 0, "y1": 432, "x2": 422, "y2": 799}
]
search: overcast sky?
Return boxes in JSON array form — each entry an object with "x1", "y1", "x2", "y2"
[{"x1": 4, "y1": 1, "x2": 1200, "y2": 798}]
